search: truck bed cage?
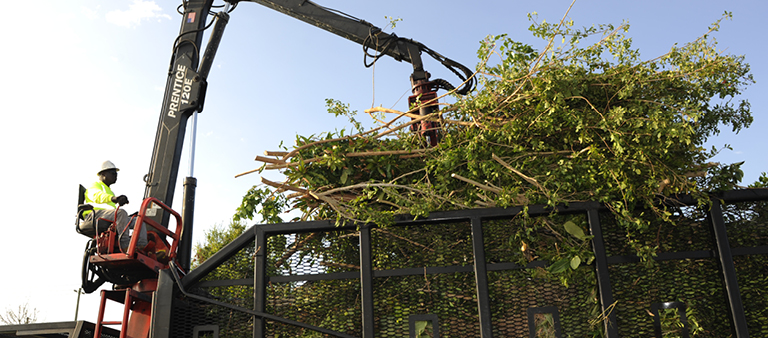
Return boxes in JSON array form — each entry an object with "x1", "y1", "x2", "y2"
[{"x1": 147, "y1": 188, "x2": 768, "y2": 338}]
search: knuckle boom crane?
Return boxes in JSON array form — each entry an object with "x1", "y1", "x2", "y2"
[{"x1": 4, "y1": 1, "x2": 475, "y2": 337}]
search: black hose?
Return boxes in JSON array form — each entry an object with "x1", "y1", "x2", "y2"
[
  {"x1": 432, "y1": 78, "x2": 455, "y2": 92},
  {"x1": 362, "y1": 35, "x2": 475, "y2": 96},
  {"x1": 418, "y1": 43, "x2": 476, "y2": 95}
]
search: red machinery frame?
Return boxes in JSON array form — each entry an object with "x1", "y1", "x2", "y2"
[{"x1": 91, "y1": 197, "x2": 183, "y2": 338}]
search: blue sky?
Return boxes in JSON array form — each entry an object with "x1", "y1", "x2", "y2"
[{"x1": 0, "y1": 0, "x2": 765, "y2": 324}]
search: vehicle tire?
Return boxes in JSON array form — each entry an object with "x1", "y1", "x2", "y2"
[{"x1": 81, "y1": 240, "x2": 106, "y2": 294}]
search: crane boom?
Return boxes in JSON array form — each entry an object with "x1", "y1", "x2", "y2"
[
  {"x1": 143, "y1": 0, "x2": 213, "y2": 217},
  {"x1": 249, "y1": 0, "x2": 415, "y2": 63},
  {"x1": 143, "y1": 0, "x2": 473, "y2": 228}
]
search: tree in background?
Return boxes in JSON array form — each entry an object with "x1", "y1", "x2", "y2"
[{"x1": 0, "y1": 303, "x2": 39, "y2": 325}]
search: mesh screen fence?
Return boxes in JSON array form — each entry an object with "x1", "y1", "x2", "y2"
[
  {"x1": 266, "y1": 279, "x2": 362, "y2": 337},
  {"x1": 726, "y1": 200, "x2": 768, "y2": 336},
  {"x1": 169, "y1": 286, "x2": 256, "y2": 338},
  {"x1": 488, "y1": 270, "x2": 597, "y2": 337},
  {"x1": 167, "y1": 193, "x2": 768, "y2": 337},
  {"x1": 373, "y1": 273, "x2": 479, "y2": 337}
]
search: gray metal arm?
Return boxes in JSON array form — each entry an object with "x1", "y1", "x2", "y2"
[
  {"x1": 246, "y1": 0, "x2": 418, "y2": 64},
  {"x1": 245, "y1": 0, "x2": 475, "y2": 91}
]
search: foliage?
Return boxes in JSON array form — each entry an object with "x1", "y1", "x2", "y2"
[
  {"x1": 193, "y1": 220, "x2": 249, "y2": 269},
  {"x1": 384, "y1": 15, "x2": 402, "y2": 30},
  {"x1": 657, "y1": 306, "x2": 704, "y2": 337},
  {"x1": 234, "y1": 186, "x2": 287, "y2": 224},
  {"x1": 748, "y1": 172, "x2": 768, "y2": 188},
  {"x1": 0, "y1": 303, "x2": 38, "y2": 325},
  {"x1": 238, "y1": 12, "x2": 752, "y2": 256}
]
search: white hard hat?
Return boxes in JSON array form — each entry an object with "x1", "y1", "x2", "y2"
[{"x1": 98, "y1": 160, "x2": 120, "y2": 174}]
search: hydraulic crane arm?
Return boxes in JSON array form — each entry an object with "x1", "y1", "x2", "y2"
[
  {"x1": 143, "y1": 0, "x2": 221, "y2": 217},
  {"x1": 247, "y1": 0, "x2": 413, "y2": 61},
  {"x1": 144, "y1": 0, "x2": 474, "y2": 225},
  {"x1": 244, "y1": 0, "x2": 474, "y2": 91}
]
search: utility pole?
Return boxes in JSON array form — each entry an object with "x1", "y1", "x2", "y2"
[{"x1": 73, "y1": 288, "x2": 84, "y2": 321}]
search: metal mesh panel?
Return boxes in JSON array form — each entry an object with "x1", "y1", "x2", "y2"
[
  {"x1": 482, "y1": 214, "x2": 598, "y2": 336},
  {"x1": 601, "y1": 207, "x2": 715, "y2": 257},
  {"x1": 724, "y1": 200, "x2": 768, "y2": 248},
  {"x1": 269, "y1": 230, "x2": 360, "y2": 277},
  {"x1": 266, "y1": 279, "x2": 362, "y2": 337},
  {"x1": 488, "y1": 270, "x2": 597, "y2": 337},
  {"x1": 733, "y1": 254, "x2": 768, "y2": 335},
  {"x1": 169, "y1": 285, "x2": 256, "y2": 338},
  {"x1": 600, "y1": 203, "x2": 738, "y2": 337},
  {"x1": 163, "y1": 190, "x2": 768, "y2": 337},
  {"x1": 373, "y1": 273, "x2": 479, "y2": 338},
  {"x1": 484, "y1": 217, "x2": 527, "y2": 264},
  {"x1": 483, "y1": 214, "x2": 591, "y2": 264},
  {"x1": 264, "y1": 229, "x2": 361, "y2": 336},
  {"x1": 370, "y1": 222, "x2": 478, "y2": 337},
  {"x1": 726, "y1": 200, "x2": 768, "y2": 335},
  {"x1": 609, "y1": 259, "x2": 732, "y2": 337},
  {"x1": 600, "y1": 211, "x2": 631, "y2": 258},
  {"x1": 169, "y1": 229, "x2": 257, "y2": 338},
  {"x1": 371, "y1": 222, "x2": 474, "y2": 270}
]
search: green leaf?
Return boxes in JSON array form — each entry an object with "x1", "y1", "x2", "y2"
[
  {"x1": 549, "y1": 258, "x2": 570, "y2": 274},
  {"x1": 570, "y1": 255, "x2": 581, "y2": 270},
  {"x1": 563, "y1": 221, "x2": 587, "y2": 240},
  {"x1": 414, "y1": 321, "x2": 429, "y2": 337},
  {"x1": 340, "y1": 168, "x2": 351, "y2": 185}
]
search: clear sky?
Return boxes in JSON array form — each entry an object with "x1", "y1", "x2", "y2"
[{"x1": 0, "y1": 0, "x2": 764, "y2": 325}]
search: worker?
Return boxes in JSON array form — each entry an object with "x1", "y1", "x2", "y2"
[{"x1": 80, "y1": 161, "x2": 148, "y2": 252}]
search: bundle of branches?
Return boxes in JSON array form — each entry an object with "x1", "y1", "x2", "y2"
[{"x1": 236, "y1": 13, "x2": 753, "y2": 231}]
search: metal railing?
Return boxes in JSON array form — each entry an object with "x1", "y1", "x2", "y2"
[{"x1": 156, "y1": 188, "x2": 768, "y2": 338}]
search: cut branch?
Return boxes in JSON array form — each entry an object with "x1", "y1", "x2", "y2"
[
  {"x1": 374, "y1": 228, "x2": 435, "y2": 252},
  {"x1": 260, "y1": 176, "x2": 307, "y2": 194},
  {"x1": 569, "y1": 146, "x2": 592, "y2": 158},
  {"x1": 264, "y1": 150, "x2": 289, "y2": 157},
  {"x1": 450, "y1": 173, "x2": 502, "y2": 194},
  {"x1": 314, "y1": 182, "x2": 471, "y2": 209},
  {"x1": 264, "y1": 157, "x2": 321, "y2": 170},
  {"x1": 346, "y1": 149, "x2": 428, "y2": 157},
  {"x1": 286, "y1": 192, "x2": 309, "y2": 199},
  {"x1": 234, "y1": 165, "x2": 265, "y2": 178},
  {"x1": 375, "y1": 112, "x2": 440, "y2": 139},
  {"x1": 254, "y1": 155, "x2": 285, "y2": 164},
  {"x1": 492, "y1": 153, "x2": 549, "y2": 196},
  {"x1": 319, "y1": 261, "x2": 360, "y2": 270},
  {"x1": 365, "y1": 106, "x2": 475, "y2": 126}
]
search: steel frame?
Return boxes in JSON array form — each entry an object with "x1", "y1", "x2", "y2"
[{"x1": 155, "y1": 189, "x2": 768, "y2": 338}]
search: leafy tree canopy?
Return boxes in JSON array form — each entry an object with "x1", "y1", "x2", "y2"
[{"x1": 193, "y1": 220, "x2": 248, "y2": 269}]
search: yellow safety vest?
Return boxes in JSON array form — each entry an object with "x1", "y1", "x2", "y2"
[{"x1": 83, "y1": 181, "x2": 116, "y2": 216}]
